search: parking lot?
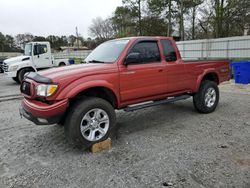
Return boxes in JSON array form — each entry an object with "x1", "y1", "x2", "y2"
[{"x1": 0, "y1": 74, "x2": 249, "y2": 188}]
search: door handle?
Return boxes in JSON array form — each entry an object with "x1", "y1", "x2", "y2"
[{"x1": 158, "y1": 69, "x2": 163, "y2": 72}]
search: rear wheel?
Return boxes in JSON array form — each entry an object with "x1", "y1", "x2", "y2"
[
  {"x1": 193, "y1": 80, "x2": 219, "y2": 113},
  {"x1": 64, "y1": 97, "x2": 116, "y2": 149},
  {"x1": 59, "y1": 62, "x2": 66, "y2": 66}
]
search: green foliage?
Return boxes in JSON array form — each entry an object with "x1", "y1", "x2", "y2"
[{"x1": 0, "y1": 32, "x2": 21, "y2": 52}]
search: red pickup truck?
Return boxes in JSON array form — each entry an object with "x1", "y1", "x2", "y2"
[{"x1": 20, "y1": 36, "x2": 230, "y2": 149}]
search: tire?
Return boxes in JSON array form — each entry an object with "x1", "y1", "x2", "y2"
[
  {"x1": 18, "y1": 68, "x2": 33, "y2": 83},
  {"x1": 193, "y1": 80, "x2": 219, "y2": 113},
  {"x1": 59, "y1": 62, "x2": 66, "y2": 66},
  {"x1": 64, "y1": 97, "x2": 116, "y2": 149},
  {"x1": 12, "y1": 77, "x2": 20, "y2": 83}
]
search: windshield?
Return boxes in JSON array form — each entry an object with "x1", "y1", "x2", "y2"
[
  {"x1": 85, "y1": 39, "x2": 129, "y2": 63},
  {"x1": 24, "y1": 44, "x2": 32, "y2": 56}
]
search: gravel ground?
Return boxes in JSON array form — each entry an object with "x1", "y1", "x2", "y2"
[
  {"x1": 0, "y1": 78, "x2": 249, "y2": 188},
  {"x1": 0, "y1": 74, "x2": 19, "y2": 97}
]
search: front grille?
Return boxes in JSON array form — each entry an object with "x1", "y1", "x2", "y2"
[
  {"x1": 3, "y1": 63, "x2": 8, "y2": 72},
  {"x1": 21, "y1": 81, "x2": 31, "y2": 96}
]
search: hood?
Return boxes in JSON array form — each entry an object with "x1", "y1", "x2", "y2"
[
  {"x1": 39, "y1": 63, "x2": 117, "y2": 83},
  {"x1": 4, "y1": 55, "x2": 30, "y2": 65}
]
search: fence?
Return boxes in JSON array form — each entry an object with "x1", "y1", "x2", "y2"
[
  {"x1": 0, "y1": 52, "x2": 22, "y2": 58},
  {"x1": 53, "y1": 50, "x2": 92, "y2": 59},
  {"x1": 176, "y1": 35, "x2": 250, "y2": 60},
  {"x1": 0, "y1": 50, "x2": 92, "y2": 60}
]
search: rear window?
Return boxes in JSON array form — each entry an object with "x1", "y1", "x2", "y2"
[{"x1": 161, "y1": 40, "x2": 177, "y2": 62}]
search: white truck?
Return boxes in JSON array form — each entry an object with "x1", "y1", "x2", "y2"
[{"x1": 3, "y1": 41, "x2": 69, "y2": 83}]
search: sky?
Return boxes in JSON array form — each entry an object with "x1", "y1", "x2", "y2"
[{"x1": 0, "y1": 0, "x2": 122, "y2": 38}]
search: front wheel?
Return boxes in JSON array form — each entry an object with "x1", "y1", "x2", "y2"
[
  {"x1": 64, "y1": 97, "x2": 116, "y2": 149},
  {"x1": 193, "y1": 80, "x2": 219, "y2": 113},
  {"x1": 12, "y1": 77, "x2": 20, "y2": 83},
  {"x1": 18, "y1": 68, "x2": 33, "y2": 83}
]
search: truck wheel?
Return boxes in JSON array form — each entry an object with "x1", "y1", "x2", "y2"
[
  {"x1": 18, "y1": 68, "x2": 32, "y2": 83},
  {"x1": 12, "y1": 77, "x2": 20, "y2": 83},
  {"x1": 193, "y1": 80, "x2": 219, "y2": 113},
  {"x1": 64, "y1": 97, "x2": 116, "y2": 149},
  {"x1": 59, "y1": 62, "x2": 66, "y2": 66}
]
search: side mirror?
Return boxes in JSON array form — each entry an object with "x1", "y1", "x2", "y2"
[
  {"x1": 124, "y1": 52, "x2": 140, "y2": 65},
  {"x1": 165, "y1": 52, "x2": 177, "y2": 62}
]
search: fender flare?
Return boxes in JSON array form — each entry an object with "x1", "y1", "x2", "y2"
[
  {"x1": 57, "y1": 80, "x2": 120, "y2": 104},
  {"x1": 195, "y1": 68, "x2": 219, "y2": 92}
]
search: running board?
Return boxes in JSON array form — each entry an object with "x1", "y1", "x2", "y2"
[{"x1": 124, "y1": 95, "x2": 191, "y2": 112}]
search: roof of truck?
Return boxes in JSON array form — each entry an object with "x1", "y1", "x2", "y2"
[{"x1": 111, "y1": 36, "x2": 174, "y2": 41}]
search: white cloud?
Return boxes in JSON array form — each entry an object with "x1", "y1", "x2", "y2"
[{"x1": 0, "y1": 0, "x2": 122, "y2": 37}]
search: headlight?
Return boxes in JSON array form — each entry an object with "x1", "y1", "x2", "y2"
[
  {"x1": 36, "y1": 84, "x2": 58, "y2": 97},
  {"x1": 9, "y1": 65, "x2": 18, "y2": 71}
]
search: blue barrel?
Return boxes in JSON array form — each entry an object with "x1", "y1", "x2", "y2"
[
  {"x1": 68, "y1": 59, "x2": 75, "y2": 65},
  {"x1": 231, "y1": 60, "x2": 250, "y2": 84}
]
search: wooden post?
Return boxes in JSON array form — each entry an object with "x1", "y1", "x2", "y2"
[{"x1": 90, "y1": 138, "x2": 112, "y2": 153}]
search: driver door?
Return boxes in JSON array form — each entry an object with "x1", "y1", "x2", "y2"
[
  {"x1": 33, "y1": 44, "x2": 52, "y2": 69},
  {"x1": 119, "y1": 40, "x2": 166, "y2": 102}
]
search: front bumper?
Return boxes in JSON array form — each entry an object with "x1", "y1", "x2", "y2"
[
  {"x1": 4, "y1": 71, "x2": 17, "y2": 78},
  {"x1": 20, "y1": 98, "x2": 68, "y2": 125}
]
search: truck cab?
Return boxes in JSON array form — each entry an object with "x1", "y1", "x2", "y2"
[{"x1": 3, "y1": 41, "x2": 68, "y2": 83}]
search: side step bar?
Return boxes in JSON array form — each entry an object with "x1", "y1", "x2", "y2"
[{"x1": 124, "y1": 95, "x2": 191, "y2": 112}]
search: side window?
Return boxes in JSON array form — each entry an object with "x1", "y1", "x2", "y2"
[
  {"x1": 161, "y1": 40, "x2": 177, "y2": 62},
  {"x1": 34, "y1": 44, "x2": 48, "y2": 55},
  {"x1": 129, "y1": 41, "x2": 161, "y2": 63}
]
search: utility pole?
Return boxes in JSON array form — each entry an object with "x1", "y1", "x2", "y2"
[
  {"x1": 138, "y1": 0, "x2": 142, "y2": 36},
  {"x1": 180, "y1": 0, "x2": 184, "y2": 41},
  {"x1": 167, "y1": 0, "x2": 172, "y2": 36},
  {"x1": 75, "y1": 26, "x2": 80, "y2": 50}
]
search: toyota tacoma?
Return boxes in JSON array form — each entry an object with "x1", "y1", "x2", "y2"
[{"x1": 19, "y1": 36, "x2": 230, "y2": 149}]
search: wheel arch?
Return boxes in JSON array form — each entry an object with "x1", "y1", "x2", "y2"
[
  {"x1": 17, "y1": 66, "x2": 36, "y2": 74},
  {"x1": 195, "y1": 71, "x2": 219, "y2": 92},
  {"x1": 59, "y1": 62, "x2": 66, "y2": 66},
  {"x1": 69, "y1": 86, "x2": 119, "y2": 108}
]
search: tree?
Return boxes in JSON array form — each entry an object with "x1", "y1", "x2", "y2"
[
  {"x1": 122, "y1": 0, "x2": 145, "y2": 35},
  {"x1": 186, "y1": 0, "x2": 203, "y2": 39},
  {"x1": 88, "y1": 17, "x2": 115, "y2": 39},
  {"x1": 15, "y1": 33, "x2": 34, "y2": 49},
  {"x1": 32, "y1": 36, "x2": 46, "y2": 41},
  {"x1": 141, "y1": 16, "x2": 169, "y2": 36},
  {"x1": 197, "y1": 0, "x2": 250, "y2": 38},
  {"x1": 68, "y1": 35, "x2": 76, "y2": 46},
  {"x1": 0, "y1": 32, "x2": 5, "y2": 51},
  {"x1": 148, "y1": 0, "x2": 173, "y2": 36},
  {"x1": 112, "y1": 6, "x2": 137, "y2": 37}
]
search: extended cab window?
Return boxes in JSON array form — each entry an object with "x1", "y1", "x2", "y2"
[
  {"x1": 129, "y1": 41, "x2": 160, "y2": 63},
  {"x1": 34, "y1": 44, "x2": 47, "y2": 55},
  {"x1": 161, "y1": 40, "x2": 177, "y2": 62}
]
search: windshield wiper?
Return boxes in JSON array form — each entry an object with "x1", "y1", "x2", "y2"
[{"x1": 87, "y1": 60, "x2": 106, "y2": 64}]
